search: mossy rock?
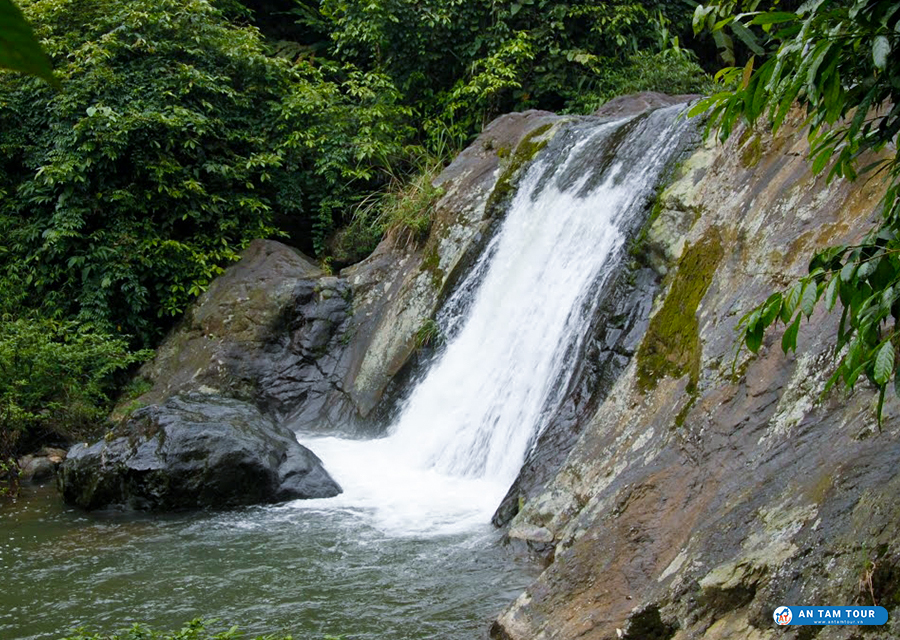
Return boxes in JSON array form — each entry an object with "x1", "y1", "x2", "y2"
[
  {"x1": 636, "y1": 227, "x2": 724, "y2": 393},
  {"x1": 485, "y1": 122, "x2": 555, "y2": 217}
]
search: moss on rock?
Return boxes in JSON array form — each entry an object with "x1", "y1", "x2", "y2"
[
  {"x1": 485, "y1": 123, "x2": 554, "y2": 217},
  {"x1": 741, "y1": 135, "x2": 763, "y2": 169},
  {"x1": 636, "y1": 227, "x2": 724, "y2": 393},
  {"x1": 420, "y1": 243, "x2": 445, "y2": 290}
]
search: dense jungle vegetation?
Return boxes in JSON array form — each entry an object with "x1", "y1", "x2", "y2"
[{"x1": 1, "y1": 0, "x2": 898, "y2": 488}]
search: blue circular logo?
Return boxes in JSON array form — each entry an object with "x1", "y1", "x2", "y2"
[{"x1": 774, "y1": 607, "x2": 792, "y2": 625}]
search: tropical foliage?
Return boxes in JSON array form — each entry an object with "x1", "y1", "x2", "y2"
[
  {"x1": 0, "y1": 317, "x2": 148, "y2": 496},
  {"x1": 0, "y1": 0, "x2": 416, "y2": 344},
  {"x1": 690, "y1": 0, "x2": 900, "y2": 421}
]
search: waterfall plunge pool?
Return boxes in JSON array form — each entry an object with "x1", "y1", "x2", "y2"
[{"x1": 0, "y1": 482, "x2": 540, "y2": 640}]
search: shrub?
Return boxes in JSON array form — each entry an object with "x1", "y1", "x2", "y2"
[{"x1": 0, "y1": 318, "x2": 149, "y2": 449}]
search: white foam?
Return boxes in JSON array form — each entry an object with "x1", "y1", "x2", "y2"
[{"x1": 290, "y1": 109, "x2": 692, "y2": 538}]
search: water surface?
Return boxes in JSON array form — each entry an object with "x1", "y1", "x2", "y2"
[{"x1": 1, "y1": 483, "x2": 538, "y2": 639}]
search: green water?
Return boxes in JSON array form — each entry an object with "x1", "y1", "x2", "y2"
[{"x1": 0, "y1": 484, "x2": 539, "y2": 640}]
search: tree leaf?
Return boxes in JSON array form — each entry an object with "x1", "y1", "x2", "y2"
[
  {"x1": 801, "y1": 281, "x2": 818, "y2": 317},
  {"x1": 781, "y1": 313, "x2": 801, "y2": 353},
  {"x1": 0, "y1": 0, "x2": 57, "y2": 86},
  {"x1": 749, "y1": 12, "x2": 798, "y2": 26},
  {"x1": 857, "y1": 257, "x2": 879, "y2": 278},
  {"x1": 746, "y1": 322, "x2": 764, "y2": 353},
  {"x1": 841, "y1": 261, "x2": 857, "y2": 282},
  {"x1": 873, "y1": 35, "x2": 890, "y2": 71},
  {"x1": 761, "y1": 292, "x2": 783, "y2": 325},
  {"x1": 729, "y1": 20, "x2": 765, "y2": 56},
  {"x1": 874, "y1": 340, "x2": 895, "y2": 385},
  {"x1": 713, "y1": 29, "x2": 735, "y2": 67},
  {"x1": 742, "y1": 56, "x2": 755, "y2": 89},
  {"x1": 825, "y1": 276, "x2": 840, "y2": 311}
]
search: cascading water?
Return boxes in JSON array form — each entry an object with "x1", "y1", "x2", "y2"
[
  {"x1": 1, "y1": 105, "x2": 700, "y2": 640},
  {"x1": 294, "y1": 105, "x2": 697, "y2": 536}
]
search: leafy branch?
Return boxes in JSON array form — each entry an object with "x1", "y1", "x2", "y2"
[
  {"x1": 693, "y1": 0, "x2": 900, "y2": 424},
  {"x1": 0, "y1": 0, "x2": 57, "y2": 85}
]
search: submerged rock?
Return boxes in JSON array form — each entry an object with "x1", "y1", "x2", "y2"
[
  {"x1": 17, "y1": 447, "x2": 67, "y2": 484},
  {"x1": 60, "y1": 395, "x2": 341, "y2": 510}
]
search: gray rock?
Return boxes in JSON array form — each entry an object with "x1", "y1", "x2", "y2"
[
  {"x1": 18, "y1": 456, "x2": 55, "y2": 483},
  {"x1": 592, "y1": 91, "x2": 700, "y2": 120},
  {"x1": 493, "y1": 109, "x2": 900, "y2": 640},
  {"x1": 127, "y1": 240, "x2": 363, "y2": 432},
  {"x1": 18, "y1": 448, "x2": 67, "y2": 484},
  {"x1": 60, "y1": 394, "x2": 341, "y2": 510}
]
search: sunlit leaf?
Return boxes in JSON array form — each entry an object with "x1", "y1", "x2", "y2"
[
  {"x1": 874, "y1": 340, "x2": 895, "y2": 385},
  {"x1": 873, "y1": 35, "x2": 890, "y2": 71}
]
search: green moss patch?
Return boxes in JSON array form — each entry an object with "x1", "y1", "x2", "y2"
[
  {"x1": 741, "y1": 135, "x2": 763, "y2": 169},
  {"x1": 485, "y1": 122, "x2": 554, "y2": 216},
  {"x1": 637, "y1": 227, "x2": 724, "y2": 393},
  {"x1": 420, "y1": 243, "x2": 445, "y2": 290}
]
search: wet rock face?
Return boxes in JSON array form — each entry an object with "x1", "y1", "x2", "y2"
[
  {"x1": 492, "y1": 266, "x2": 663, "y2": 528},
  {"x1": 494, "y1": 113, "x2": 900, "y2": 639},
  {"x1": 60, "y1": 395, "x2": 341, "y2": 511},
  {"x1": 133, "y1": 240, "x2": 358, "y2": 432},
  {"x1": 493, "y1": 95, "x2": 702, "y2": 528}
]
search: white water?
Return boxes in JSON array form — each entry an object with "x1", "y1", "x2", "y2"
[{"x1": 293, "y1": 108, "x2": 693, "y2": 537}]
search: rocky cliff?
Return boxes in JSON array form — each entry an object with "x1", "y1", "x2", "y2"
[
  {"x1": 492, "y1": 110, "x2": 900, "y2": 639},
  {"x1": 62, "y1": 107, "x2": 573, "y2": 509}
]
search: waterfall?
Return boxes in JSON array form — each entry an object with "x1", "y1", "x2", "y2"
[{"x1": 294, "y1": 105, "x2": 696, "y2": 536}]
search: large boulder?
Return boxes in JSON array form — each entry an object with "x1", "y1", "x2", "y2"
[
  {"x1": 493, "y1": 110, "x2": 900, "y2": 639},
  {"x1": 131, "y1": 240, "x2": 362, "y2": 431},
  {"x1": 60, "y1": 395, "x2": 341, "y2": 510}
]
